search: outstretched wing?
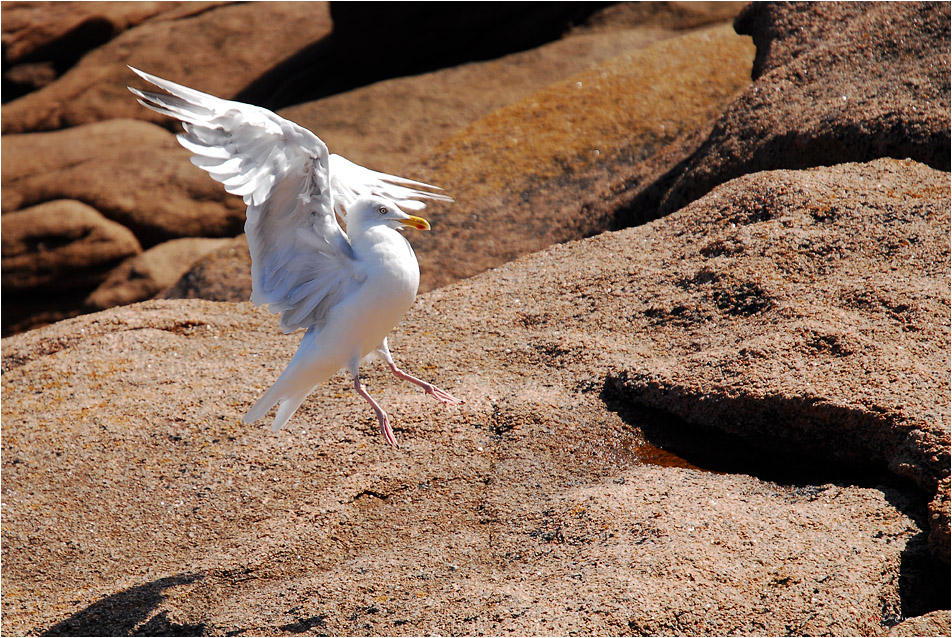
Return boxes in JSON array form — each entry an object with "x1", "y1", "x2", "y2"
[
  {"x1": 328, "y1": 153, "x2": 453, "y2": 219},
  {"x1": 129, "y1": 67, "x2": 447, "y2": 334}
]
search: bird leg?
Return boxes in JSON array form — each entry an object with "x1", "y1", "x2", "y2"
[
  {"x1": 376, "y1": 338, "x2": 464, "y2": 405},
  {"x1": 349, "y1": 357, "x2": 397, "y2": 446},
  {"x1": 387, "y1": 362, "x2": 464, "y2": 405},
  {"x1": 353, "y1": 376, "x2": 397, "y2": 447}
]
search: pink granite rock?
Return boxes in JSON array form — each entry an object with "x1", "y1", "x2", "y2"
[
  {"x1": 2, "y1": 159, "x2": 946, "y2": 635},
  {"x1": 84, "y1": 237, "x2": 234, "y2": 311}
]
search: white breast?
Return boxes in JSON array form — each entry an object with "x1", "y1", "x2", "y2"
[{"x1": 326, "y1": 227, "x2": 420, "y2": 360}]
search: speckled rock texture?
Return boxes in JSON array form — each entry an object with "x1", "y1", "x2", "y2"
[
  {"x1": 84, "y1": 237, "x2": 234, "y2": 311},
  {"x1": 0, "y1": 2, "x2": 333, "y2": 134},
  {"x1": 2, "y1": 2, "x2": 949, "y2": 634},
  {"x1": 409, "y1": 23, "x2": 754, "y2": 292},
  {"x1": 593, "y1": 1, "x2": 951, "y2": 225},
  {"x1": 1, "y1": 199, "x2": 141, "y2": 291},
  {"x1": 886, "y1": 610, "x2": 952, "y2": 637},
  {"x1": 2, "y1": 158, "x2": 948, "y2": 635},
  {"x1": 157, "y1": 236, "x2": 252, "y2": 304},
  {"x1": 278, "y1": 2, "x2": 745, "y2": 176},
  {"x1": 2, "y1": 1, "x2": 745, "y2": 335},
  {"x1": 1, "y1": 2, "x2": 226, "y2": 98},
  {"x1": 602, "y1": 158, "x2": 950, "y2": 567},
  {"x1": 1, "y1": 119, "x2": 247, "y2": 243},
  {"x1": 163, "y1": 24, "x2": 756, "y2": 301}
]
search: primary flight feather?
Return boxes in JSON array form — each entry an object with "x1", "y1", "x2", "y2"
[{"x1": 129, "y1": 67, "x2": 462, "y2": 446}]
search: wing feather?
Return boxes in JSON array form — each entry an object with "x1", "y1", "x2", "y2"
[
  {"x1": 129, "y1": 66, "x2": 450, "y2": 334},
  {"x1": 328, "y1": 154, "x2": 453, "y2": 218}
]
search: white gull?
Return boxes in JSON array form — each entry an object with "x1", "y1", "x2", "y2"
[{"x1": 129, "y1": 67, "x2": 462, "y2": 446}]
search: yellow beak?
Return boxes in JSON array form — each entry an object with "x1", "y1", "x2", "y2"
[{"x1": 401, "y1": 215, "x2": 431, "y2": 231}]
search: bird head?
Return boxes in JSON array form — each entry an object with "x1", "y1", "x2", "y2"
[{"x1": 348, "y1": 196, "x2": 430, "y2": 233}]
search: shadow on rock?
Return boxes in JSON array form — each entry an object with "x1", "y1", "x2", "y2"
[
  {"x1": 237, "y1": 2, "x2": 610, "y2": 109},
  {"x1": 600, "y1": 377, "x2": 951, "y2": 620},
  {"x1": 598, "y1": 378, "x2": 884, "y2": 487},
  {"x1": 39, "y1": 573, "x2": 203, "y2": 637},
  {"x1": 897, "y1": 529, "x2": 952, "y2": 620}
]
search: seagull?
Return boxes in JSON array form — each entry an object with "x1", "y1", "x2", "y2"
[{"x1": 129, "y1": 67, "x2": 463, "y2": 446}]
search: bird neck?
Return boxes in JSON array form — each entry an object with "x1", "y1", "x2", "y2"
[
  {"x1": 350, "y1": 223, "x2": 400, "y2": 249},
  {"x1": 349, "y1": 225, "x2": 416, "y2": 267}
]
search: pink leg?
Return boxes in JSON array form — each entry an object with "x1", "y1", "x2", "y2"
[
  {"x1": 388, "y1": 362, "x2": 464, "y2": 405},
  {"x1": 353, "y1": 377, "x2": 398, "y2": 447}
]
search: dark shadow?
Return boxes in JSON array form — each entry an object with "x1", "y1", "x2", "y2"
[
  {"x1": 2, "y1": 17, "x2": 117, "y2": 103},
  {"x1": 278, "y1": 614, "x2": 328, "y2": 634},
  {"x1": 39, "y1": 573, "x2": 204, "y2": 637},
  {"x1": 599, "y1": 377, "x2": 949, "y2": 619},
  {"x1": 2, "y1": 287, "x2": 94, "y2": 338},
  {"x1": 896, "y1": 529, "x2": 950, "y2": 620},
  {"x1": 599, "y1": 381, "x2": 886, "y2": 487},
  {"x1": 236, "y1": 2, "x2": 611, "y2": 110},
  {"x1": 880, "y1": 483, "x2": 952, "y2": 622},
  {"x1": 611, "y1": 115, "x2": 951, "y2": 233},
  {"x1": 608, "y1": 132, "x2": 710, "y2": 233}
]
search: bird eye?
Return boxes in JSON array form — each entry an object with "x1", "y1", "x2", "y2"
[{"x1": 378, "y1": 206, "x2": 388, "y2": 215}]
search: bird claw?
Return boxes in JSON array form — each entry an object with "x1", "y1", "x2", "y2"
[
  {"x1": 387, "y1": 363, "x2": 464, "y2": 407},
  {"x1": 426, "y1": 385, "x2": 464, "y2": 405},
  {"x1": 371, "y1": 383, "x2": 458, "y2": 447},
  {"x1": 377, "y1": 411, "x2": 398, "y2": 447}
]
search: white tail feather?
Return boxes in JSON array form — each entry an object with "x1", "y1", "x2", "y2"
[{"x1": 271, "y1": 394, "x2": 310, "y2": 432}]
